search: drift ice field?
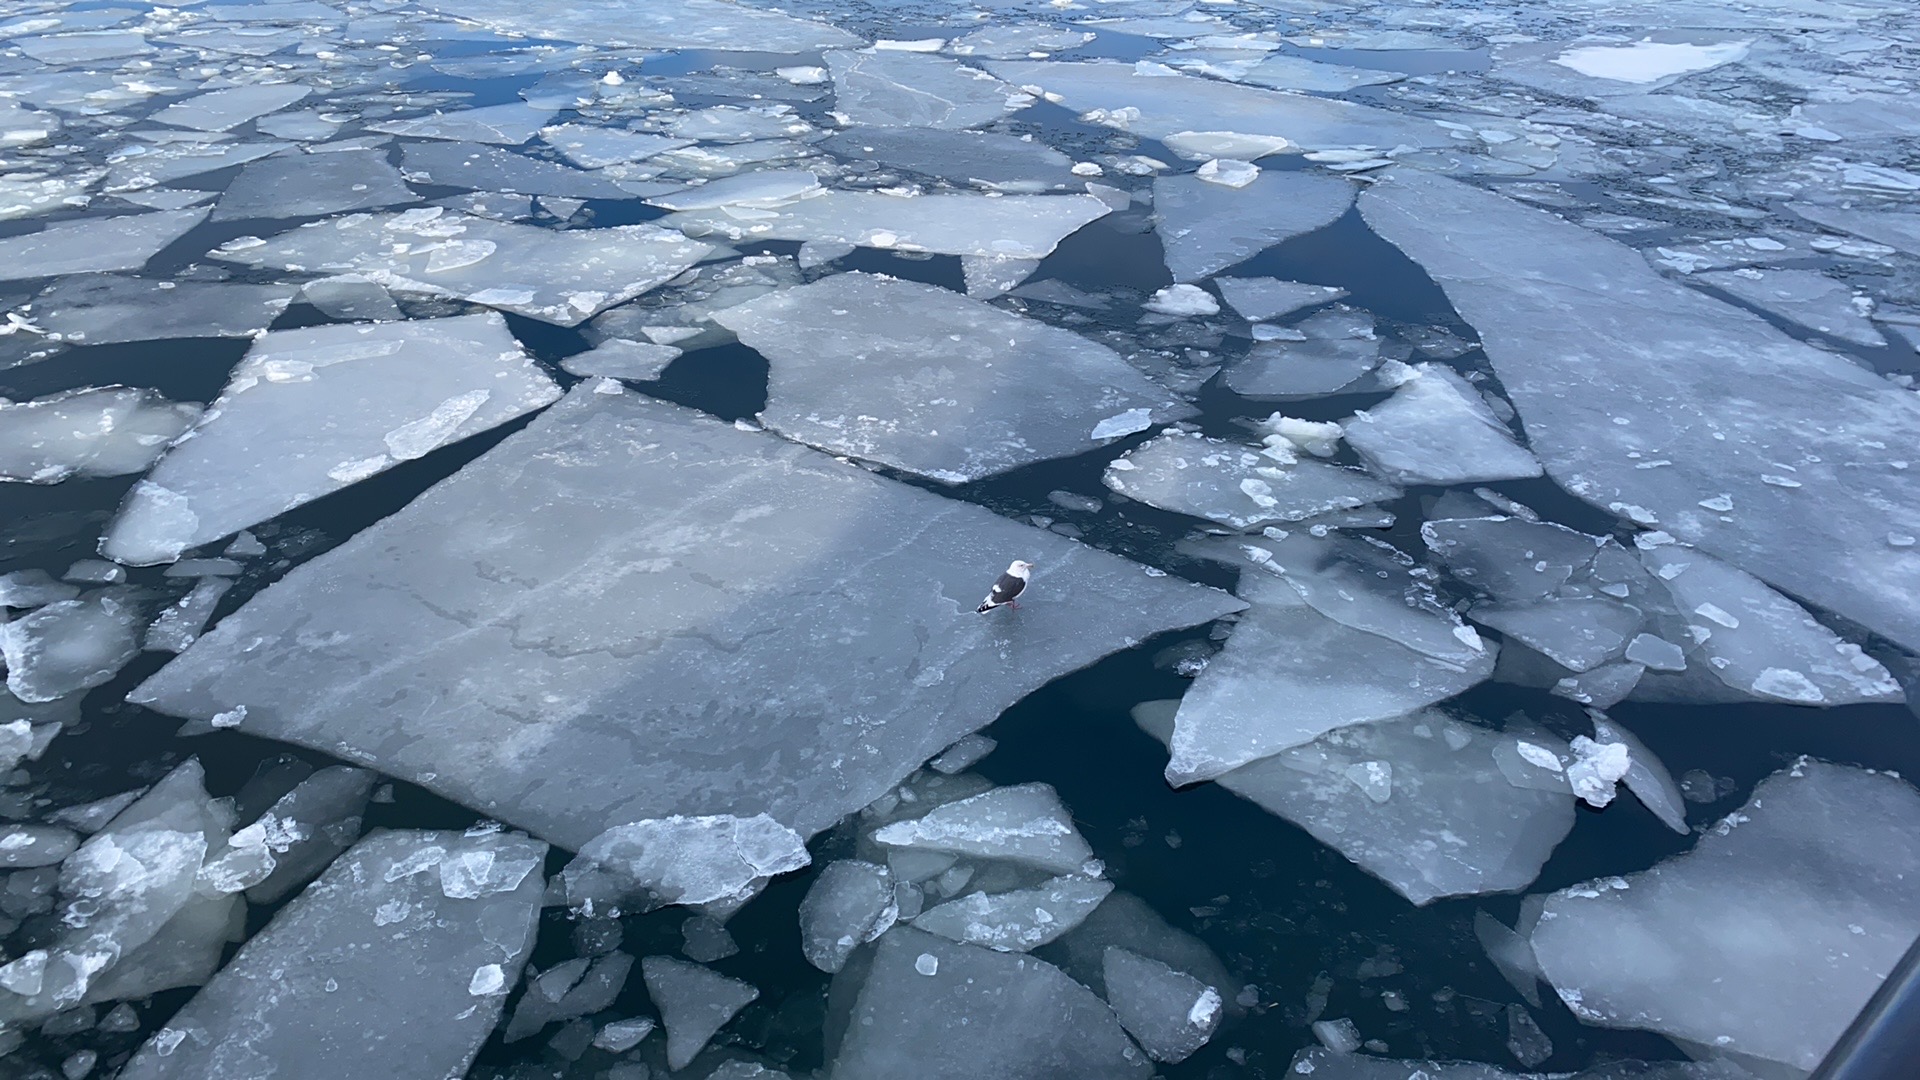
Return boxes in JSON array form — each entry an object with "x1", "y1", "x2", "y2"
[{"x1": 1, "y1": 0, "x2": 1918, "y2": 1076}]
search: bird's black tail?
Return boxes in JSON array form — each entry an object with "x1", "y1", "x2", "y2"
[{"x1": 975, "y1": 601, "x2": 995, "y2": 614}]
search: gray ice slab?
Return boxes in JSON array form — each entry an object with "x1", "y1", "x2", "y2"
[
  {"x1": 1692, "y1": 267, "x2": 1885, "y2": 347},
  {"x1": 714, "y1": 272, "x2": 1193, "y2": 483},
  {"x1": 151, "y1": 84, "x2": 312, "y2": 132},
  {"x1": 819, "y1": 127, "x2": 1080, "y2": 191},
  {"x1": 213, "y1": 208, "x2": 715, "y2": 326},
  {"x1": 1102, "y1": 947, "x2": 1221, "y2": 1064},
  {"x1": 213, "y1": 149, "x2": 417, "y2": 222},
  {"x1": 912, "y1": 876, "x2": 1112, "y2": 952},
  {"x1": 416, "y1": 0, "x2": 858, "y2": 51},
  {"x1": 1532, "y1": 759, "x2": 1920, "y2": 1073},
  {"x1": 101, "y1": 314, "x2": 561, "y2": 565},
  {"x1": 0, "y1": 386, "x2": 200, "y2": 485},
  {"x1": 29, "y1": 275, "x2": 297, "y2": 344},
  {"x1": 827, "y1": 50, "x2": 1030, "y2": 130},
  {"x1": 399, "y1": 141, "x2": 631, "y2": 199},
  {"x1": 106, "y1": 141, "x2": 295, "y2": 192},
  {"x1": 1215, "y1": 277, "x2": 1347, "y2": 322},
  {"x1": 1287, "y1": 1048, "x2": 1758, "y2": 1080},
  {"x1": 1342, "y1": 364, "x2": 1542, "y2": 485},
  {"x1": 831, "y1": 926, "x2": 1152, "y2": 1080},
  {"x1": 986, "y1": 60, "x2": 1448, "y2": 151},
  {"x1": 560, "y1": 338, "x2": 682, "y2": 381},
  {"x1": 1236, "y1": 53, "x2": 1405, "y2": 92},
  {"x1": 871, "y1": 783, "x2": 1096, "y2": 876},
  {"x1": 368, "y1": 102, "x2": 555, "y2": 145},
  {"x1": 1153, "y1": 170, "x2": 1354, "y2": 282},
  {"x1": 0, "y1": 210, "x2": 208, "y2": 282},
  {"x1": 1103, "y1": 430, "x2": 1398, "y2": 530},
  {"x1": 129, "y1": 386, "x2": 1242, "y2": 849},
  {"x1": 539, "y1": 123, "x2": 693, "y2": 169},
  {"x1": 1360, "y1": 170, "x2": 1920, "y2": 653},
  {"x1": 117, "y1": 829, "x2": 546, "y2": 1080},
  {"x1": 1789, "y1": 203, "x2": 1920, "y2": 257},
  {"x1": 661, "y1": 189, "x2": 1112, "y2": 259},
  {"x1": 643, "y1": 955, "x2": 758, "y2": 1071},
  {"x1": 800, "y1": 860, "x2": 898, "y2": 973}
]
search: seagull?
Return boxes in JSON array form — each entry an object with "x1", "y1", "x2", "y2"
[{"x1": 976, "y1": 560, "x2": 1034, "y2": 613}]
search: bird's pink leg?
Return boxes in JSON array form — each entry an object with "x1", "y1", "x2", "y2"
[{"x1": 1008, "y1": 599, "x2": 1019, "y2": 609}]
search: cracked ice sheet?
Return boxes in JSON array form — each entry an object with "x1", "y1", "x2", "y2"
[
  {"x1": 1359, "y1": 170, "x2": 1920, "y2": 654},
  {"x1": 0, "y1": 210, "x2": 208, "y2": 283},
  {"x1": 984, "y1": 61, "x2": 1448, "y2": 152},
  {"x1": 100, "y1": 313, "x2": 560, "y2": 566},
  {"x1": 660, "y1": 189, "x2": 1112, "y2": 260},
  {"x1": 714, "y1": 272, "x2": 1194, "y2": 483},
  {"x1": 826, "y1": 50, "x2": 1031, "y2": 130},
  {"x1": 129, "y1": 386, "x2": 1242, "y2": 850},
  {"x1": 211, "y1": 208, "x2": 715, "y2": 327},
  {"x1": 415, "y1": 0, "x2": 857, "y2": 51}
]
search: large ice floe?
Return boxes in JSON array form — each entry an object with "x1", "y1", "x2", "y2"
[
  {"x1": 660, "y1": 189, "x2": 1112, "y2": 260},
  {"x1": 101, "y1": 314, "x2": 561, "y2": 566},
  {"x1": 714, "y1": 272, "x2": 1193, "y2": 482},
  {"x1": 130, "y1": 385, "x2": 1241, "y2": 848}
]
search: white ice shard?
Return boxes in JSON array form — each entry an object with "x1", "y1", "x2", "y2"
[
  {"x1": 1470, "y1": 598, "x2": 1643, "y2": 674},
  {"x1": 872, "y1": 783, "x2": 1096, "y2": 876},
  {"x1": 985, "y1": 61, "x2": 1447, "y2": 151},
  {"x1": 368, "y1": 101, "x2": 554, "y2": 144},
  {"x1": 1, "y1": 591, "x2": 142, "y2": 702},
  {"x1": 1360, "y1": 170, "x2": 1920, "y2": 653},
  {"x1": 1475, "y1": 910, "x2": 1545, "y2": 1006},
  {"x1": 1638, "y1": 542, "x2": 1900, "y2": 705},
  {"x1": 417, "y1": 0, "x2": 858, "y2": 52},
  {"x1": 560, "y1": 338, "x2": 682, "y2": 381},
  {"x1": 826, "y1": 50, "x2": 1030, "y2": 130},
  {"x1": 151, "y1": 84, "x2": 312, "y2": 132},
  {"x1": 642, "y1": 955, "x2": 758, "y2": 1072},
  {"x1": 145, "y1": 577, "x2": 233, "y2": 654},
  {"x1": 27, "y1": 276, "x2": 296, "y2": 344},
  {"x1": 646, "y1": 169, "x2": 822, "y2": 211},
  {"x1": 241, "y1": 765, "x2": 376, "y2": 904},
  {"x1": 831, "y1": 926, "x2": 1152, "y2": 1080},
  {"x1": 660, "y1": 189, "x2": 1111, "y2": 259},
  {"x1": 1215, "y1": 277, "x2": 1347, "y2": 322},
  {"x1": 1220, "y1": 307, "x2": 1386, "y2": 399},
  {"x1": 1421, "y1": 516, "x2": 1613, "y2": 606},
  {"x1": 117, "y1": 829, "x2": 546, "y2": 1080},
  {"x1": 1788, "y1": 203, "x2": 1920, "y2": 260},
  {"x1": 1137, "y1": 703, "x2": 1573, "y2": 905},
  {"x1": 1102, "y1": 947, "x2": 1222, "y2": 1064},
  {"x1": 715, "y1": 272, "x2": 1192, "y2": 483},
  {"x1": 399, "y1": 141, "x2": 631, "y2": 199},
  {"x1": 799, "y1": 860, "x2": 899, "y2": 973},
  {"x1": 1342, "y1": 365, "x2": 1542, "y2": 485},
  {"x1": 1552, "y1": 40, "x2": 1750, "y2": 85},
  {"x1": 912, "y1": 876, "x2": 1112, "y2": 952},
  {"x1": 1693, "y1": 267, "x2": 1885, "y2": 348},
  {"x1": 214, "y1": 209, "x2": 713, "y2": 327},
  {"x1": 129, "y1": 387, "x2": 1241, "y2": 849},
  {"x1": 0, "y1": 209, "x2": 208, "y2": 282},
  {"x1": 212, "y1": 148, "x2": 417, "y2": 221},
  {"x1": 502, "y1": 953, "x2": 633, "y2": 1042},
  {"x1": 101, "y1": 314, "x2": 560, "y2": 566},
  {"x1": 1103, "y1": 430, "x2": 1397, "y2": 530},
  {"x1": 559, "y1": 813, "x2": 809, "y2": 916},
  {"x1": 819, "y1": 127, "x2": 1080, "y2": 192},
  {"x1": 1531, "y1": 759, "x2": 1920, "y2": 1073},
  {"x1": 539, "y1": 123, "x2": 692, "y2": 169},
  {"x1": 1589, "y1": 715, "x2": 1687, "y2": 834},
  {"x1": 1564, "y1": 735, "x2": 1631, "y2": 808},
  {"x1": 1153, "y1": 170, "x2": 1354, "y2": 282},
  {"x1": 0, "y1": 387, "x2": 200, "y2": 484}
]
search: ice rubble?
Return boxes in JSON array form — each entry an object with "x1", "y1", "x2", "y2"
[
  {"x1": 661, "y1": 189, "x2": 1112, "y2": 260},
  {"x1": 211, "y1": 148, "x2": 418, "y2": 222},
  {"x1": 418, "y1": 0, "x2": 858, "y2": 52},
  {"x1": 1102, "y1": 947, "x2": 1222, "y2": 1064},
  {"x1": 1531, "y1": 760, "x2": 1920, "y2": 1074},
  {"x1": 1287, "y1": 1047, "x2": 1760, "y2": 1079},
  {"x1": 1691, "y1": 267, "x2": 1884, "y2": 348},
  {"x1": 830, "y1": 926, "x2": 1152, "y2": 1080},
  {"x1": 2, "y1": 591, "x2": 143, "y2": 702},
  {"x1": 26, "y1": 276, "x2": 298, "y2": 345},
  {"x1": 117, "y1": 828, "x2": 545, "y2": 1080},
  {"x1": 1137, "y1": 703, "x2": 1573, "y2": 905},
  {"x1": 826, "y1": 50, "x2": 1030, "y2": 130},
  {"x1": 0, "y1": 209, "x2": 207, "y2": 282},
  {"x1": 129, "y1": 387, "x2": 1241, "y2": 850},
  {"x1": 1153, "y1": 170, "x2": 1354, "y2": 283},
  {"x1": 1359, "y1": 170, "x2": 1920, "y2": 654},
  {"x1": 101, "y1": 314, "x2": 561, "y2": 566},
  {"x1": 643, "y1": 955, "x2": 758, "y2": 1071},
  {"x1": 714, "y1": 273, "x2": 1192, "y2": 483},
  {"x1": 558, "y1": 813, "x2": 809, "y2": 916},
  {"x1": 1102, "y1": 430, "x2": 1398, "y2": 530},
  {"x1": 913, "y1": 876, "x2": 1113, "y2": 952},
  {"x1": 0, "y1": 387, "x2": 200, "y2": 484},
  {"x1": 212, "y1": 208, "x2": 716, "y2": 326},
  {"x1": 800, "y1": 860, "x2": 899, "y2": 973},
  {"x1": 1343, "y1": 365, "x2": 1543, "y2": 486}
]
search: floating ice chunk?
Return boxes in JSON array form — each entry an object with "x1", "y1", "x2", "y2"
[
  {"x1": 831, "y1": 926, "x2": 1151, "y2": 1080},
  {"x1": 1788, "y1": 203, "x2": 1920, "y2": 260},
  {"x1": 213, "y1": 148, "x2": 416, "y2": 222},
  {"x1": 1553, "y1": 40, "x2": 1751, "y2": 85},
  {"x1": 0, "y1": 210, "x2": 208, "y2": 283},
  {"x1": 716, "y1": 272, "x2": 1191, "y2": 483},
  {"x1": 151, "y1": 84, "x2": 311, "y2": 132},
  {"x1": 646, "y1": 169, "x2": 821, "y2": 211},
  {"x1": 1, "y1": 570, "x2": 78, "y2": 608},
  {"x1": 1532, "y1": 760, "x2": 1920, "y2": 1073},
  {"x1": 1090, "y1": 408, "x2": 1155, "y2": 442},
  {"x1": 29, "y1": 276, "x2": 296, "y2": 345},
  {"x1": 1624, "y1": 632, "x2": 1687, "y2": 672},
  {"x1": 1314, "y1": 1018, "x2": 1363, "y2": 1053},
  {"x1": 1590, "y1": 715, "x2": 1687, "y2": 834},
  {"x1": 1215, "y1": 278, "x2": 1346, "y2": 322},
  {"x1": 1360, "y1": 170, "x2": 1920, "y2": 654},
  {"x1": 987, "y1": 61, "x2": 1446, "y2": 151},
  {"x1": 504, "y1": 952, "x2": 634, "y2": 1042},
  {"x1": 0, "y1": 387, "x2": 199, "y2": 484},
  {"x1": 130, "y1": 387, "x2": 1240, "y2": 849},
  {"x1": 560, "y1": 813, "x2": 809, "y2": 916},
  {"x1": 237, "y1": 766, "x2": 375, "y2": 904},
  {"x1": 1196, "y1": 158, "x2": 1258, "y2": 188},
  {"x1": 1475, "y1": 910, "x2": 1545, "y2": 1006},
  {"x1": 1422, "y1": 516, "x2": 1608, "y2": 606},
  {"x1": 827, "y1": 50, "x2": 1030, "y2": 130},
  {"x1": 1241, "y1": 531, "x2": 1487, "y2": 665},
  {"x1": 144, "y1": 578, "x2": 233, "y2": 654},
  {"x1": 215, "y1": 210, "x2": 715, "y2": 327},
  {"x1": 1471, "y1": 598, "x2": 1642, "y2": 673},
  {"x1": 873, "y1": 783, "x2": 1095, "y2": 876},
  {"x1": 593, "y1": 1016, "x2": 655, "y2": 1052},
  {"x1": 1235, "y1": 53, "x2": 1405, "y2": 93},
  {"x1": 930, "y1": 734, "x2": 997, "y2": 775},
  {"x1": 116, "y1": 829, "x2": 545, "y2": 1080},
  {"x1": 0, "y1": 825, "x2": 79, "y2": 868},
  {"x1": 101, "y1": 314, "x2": 559, "y2": 566},
  {"x1": 399, "y1": 141, "x2": 630, "y2": 199},
  {"x1": 1138, "y1": 703, "x2": 1572, "y2": 904},
  {"x1": 1564, "y1": 736, "x2": 1631, "y2": 808},
  {"x1": 1154, "y1": 170, "x2": 1353, "y2": 283},
  {"x1": 369, "y1": 102, "x2": 553, "y2": 145},
  {"x1": 799, "y1": 860, "x2": 898, "y2": 973},
  {"x1": 1639, "y1": 543, "x2": 1899, "y2": 705},
  {"x1": 663, "y1": 189, "x2": 1111, "y2": 259},
  {"x1": 913, "y1": 876, "x2": 1112, "y2": 952},
  {"x1": 1039, "y1": 890, "x2": 1235, "y2": 1006},
  {"x1": 561, "y1": 338, "x2": 682, "y2": 382},
  {"x1": 1159, "y1": 571, "x2": 1494, "y2": 785},
  {"x1": 1, "y1": 591, "x2": 141, "y2": 702},
  {"x1": 820, "y1": 127, "x2": 1080, "y2": 192},
  {"x1": 419, "y1": 0, "x2": 857, "y2": 51},
  {"x1": 1221, "y1": 306, "x2": 1383, "y2": 399},
  {"x1": 301, "y1": 276, "x2": 402, "y2": 322},
  {"x1": 1103, "y1": 947, "x2": 1221, "y2": 1064},
  {"x1": 1104, "y1": 430, "x2": 1397, "y2": 530},
  {"x1": 1143, "y1": 283, "x2": 1219, "y2": 316},
  {"x1": 1343, "y1": 365, "x2": 1542, "y2": 485},
  {"x1": 642, "y1": 956, "x2": 757, "y2": 1071},
  {"x1": 539, "y1": 123, "x2": 692, "y2": 168},
  {"x1": 959, "y1": 253, "x2": 1041, "y2": 298},
  {"x1": 1694, "y1": 267, "x2": 1885, "y2": 348}
]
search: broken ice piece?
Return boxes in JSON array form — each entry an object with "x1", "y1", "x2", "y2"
[
  {"x1": 560, "y1": 338, "x2": 683, "y2": 382},
  {"x1": 642, "y1": 956, "x2": 758, "y2": 1072},
  {"x1": 0, "y1": 387, "x2": 200, "y2": 485},
  {"x1": 800, "y1": 860, "x2": 899, "y2": 973},
  {"x1": 1216, "y1": 278, "x2": 1347, "y2": 323},
  {"x1": 1342, "y1": 364, "x2": 1542, "y2": 486},
  {"x1": 1564, "y1": 735, "x2": 1631, "y2": 809},
  {"x1": 1143, "y1": 284, "x2": 1220, "y2": 316},
  {"x1": 928, "y1": 734, "x2": 996, "y2": 775},
  {"x1": 1154, "y1": 169, "x2": 1354, "y2": 283},
  {"x1": 911, "y1": 876, "x2": 1112, "y2": 952},
  {"x1": 1103, "y1": 946, "x2": 1221, "y2": 1064},
  {"x1": 873, "y1": 783, "x2": 1095, "y2": 876},
  {"x1": 0, "y1": 210, "x2": 209, "y2": 283},
  {"x1": 1589, "y1": 715, "x2": 1687, "y2": 834},
  {"x1": 1, "y1": 590, "x2": 142, "y2": 703},
  {"x1": 560, "y1": 813, "x2": 809, "y2": 917},
  {"x1": 1104, "y1": 430, "x2": 1397, "y2": 531}
]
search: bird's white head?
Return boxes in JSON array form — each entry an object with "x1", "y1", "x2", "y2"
[{"x1": 1008, "y1": 560, "x2": 1034, "y2": 577}]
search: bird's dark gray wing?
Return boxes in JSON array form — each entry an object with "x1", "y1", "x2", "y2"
[{"x1": 987, "y1": 573, "x2": 1027, "y2": 604}]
